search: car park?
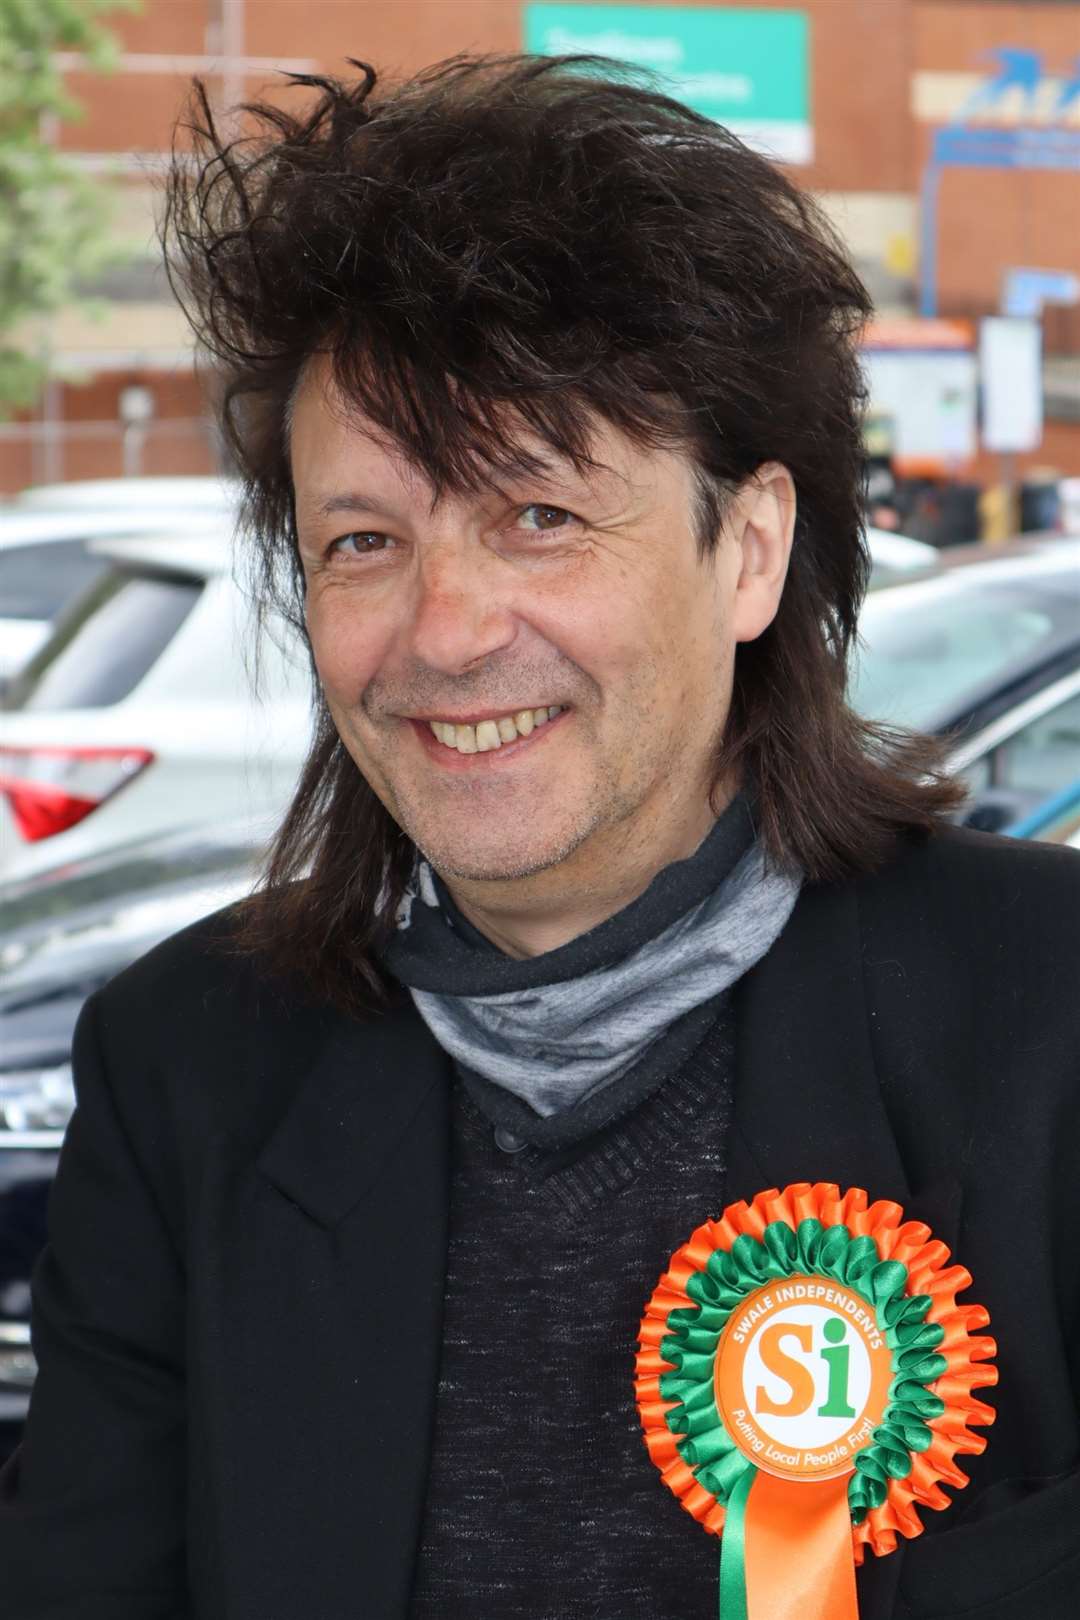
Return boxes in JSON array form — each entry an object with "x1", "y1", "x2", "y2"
[
  {"x1": 851, "y1": 538, "x2": 1080, "y2": 832},
  {"x1": 0, "y1": 531, "x2": 312, "y2": 881}
]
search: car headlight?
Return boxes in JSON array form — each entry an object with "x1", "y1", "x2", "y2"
[
  {"x1": 0, "y1": 1062, "x2": 75, "y2": 1133},
  {"x1": 0, "y1": 1325, "x2": 36, "y2": 1393}
]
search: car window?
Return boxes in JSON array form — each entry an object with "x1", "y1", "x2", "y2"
[
  {"x1": 852, "y1": 578, "x2": 1080, "y2": 731},
  {"x1": 2, "y1": 567, "x2": 202, "y2": 712},
  {"x1": 989, "y1": 690, "x2": 1080, "y2": 800},
  {"x1": 0, "y1": 539, "x2": 109, "y2": 621}
]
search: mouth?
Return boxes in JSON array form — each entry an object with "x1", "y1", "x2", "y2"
[{"x1": 408, "y1": 704, "x2": 568, "y2": 765}]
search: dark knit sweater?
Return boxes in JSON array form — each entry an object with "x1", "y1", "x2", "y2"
[{"x1": 408, "y1": 1006, "x2": 735, "y2": 1618}]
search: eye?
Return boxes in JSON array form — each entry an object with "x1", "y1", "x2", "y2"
[
  {"x1": 517, "y1": 504, "x2": 578, "y2": 533},
  {"x1": 327, "y1": 531, "x2": 396, "y2": 558}
]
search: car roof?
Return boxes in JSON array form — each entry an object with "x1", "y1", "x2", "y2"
[
  {"x1": 862, "y1": 535, "x2": 1080, "y2": 607},
  {"x1": 934, "y1": 531, "x2": 1079, "y2": 571},
  {"x1": 0, "y1": 505, "x2": 233, "y2": 544},
  {"x1": 864, "y1": 527, "x2": 939, "y2": 570},
  {"x1": 86, "y1": 531, "x2": 236, "y2": 577},
  {"x1": 9, "y1": 476, "x2": 240, "y2": 513}
]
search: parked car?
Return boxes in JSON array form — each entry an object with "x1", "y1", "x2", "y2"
[
  {"x1": 10, "y1": 475, "x2": 239, "y2": 515},
  {"x1": 0, "y1": 821, "x2": 261, "y2": 1456},
  {"x1": 852, "y1": 538, "x2": 1080, "y2": 831},
  {"x1": 1005, "y1": 778, "x2": 1080, "y2": 846},
  {"x1": 0, "y1": 531, "x2": 312, "y2": 881},
  {"x1": 0, "y1": 503, "x2": 232, "y2": 687},
  {"x1": 863, "y1": 526, "x2": 939, "y2": 590}
]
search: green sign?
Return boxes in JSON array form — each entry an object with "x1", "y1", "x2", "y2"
[{"x1": 524, "y1": 5, "x2": 812, "y2": 163}]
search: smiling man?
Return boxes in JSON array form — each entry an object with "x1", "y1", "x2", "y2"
[
  {"x1": 2, "y1": 53, "x2": 1079, "y2": 1620},
  {"x1": 292, "y1": 370, "x2": 791, "y2": 951}
]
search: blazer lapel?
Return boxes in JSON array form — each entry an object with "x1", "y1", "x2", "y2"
[
  {"x1": 199, "y1": 994, "x2": 451, "y2": 1620},
  {"x1": 729, "y1": 872, "x2": 967, "y2": 1620},
  {"x1": 730, "y1": 871, "x2": 963, "y2": 1244},
  {"x1": 730, "y1": 876, "x2": 912, "y2": 1207}
]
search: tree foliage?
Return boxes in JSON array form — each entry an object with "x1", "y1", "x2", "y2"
[{"x1": 0, "y1": 0, "x2": 136, "y2": 412}]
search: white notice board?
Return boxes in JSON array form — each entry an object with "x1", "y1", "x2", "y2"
[
  {"x1": 862, "y1": 349, "x2": 978, "y2": 464},
  {"x1": 979, "y1": 318, "x2": 1043, "y2": 454}
]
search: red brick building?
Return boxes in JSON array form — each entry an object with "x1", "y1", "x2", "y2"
[{"x1": 3, "y1": 0, "x2": 1078, "y2": 491}]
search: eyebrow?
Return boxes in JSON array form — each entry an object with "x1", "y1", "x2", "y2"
[
  {"x1": 314, "y1": 485, "x2": 556, "y2": 520},
  {"x1": 316, "y1": 492, "x2": 401, "y2": 519},
  {"x1": 311, "y1": 466, "x2": 617, "y2": 523}
]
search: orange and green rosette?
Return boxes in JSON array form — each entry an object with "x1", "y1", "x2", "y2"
[{"x1": 635, "y1": 1182, "x2": 997, "y2": 1620}]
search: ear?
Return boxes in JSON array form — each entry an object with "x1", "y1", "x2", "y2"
[{"x1": 728, "y1": 462, "x2": 797, "y2": 644}]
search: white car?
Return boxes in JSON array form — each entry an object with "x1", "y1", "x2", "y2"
[
  {"x1": 0, "y1": 531, "x2": 312, "y2": 881},
  {"x1": 852, "y1": 538, "x2": 1080, "y2": 832},
  {"x1": 0, "y1": 502, "x2": 235, "y2": 685},
  {"x1": 863, "y1": 526, "x2": 938, "y2": 588},
  {"x1": 9, "y1": 475, "x2": 239, "y2": 514}
]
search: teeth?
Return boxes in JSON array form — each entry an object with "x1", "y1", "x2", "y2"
[{"x1": 427, "y1": 706, "x2": 563, "y2": 754}]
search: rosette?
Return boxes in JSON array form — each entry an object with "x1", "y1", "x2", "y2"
[{"x1": 635, "y1": 1182, "x2": 997, "y2": 1619}]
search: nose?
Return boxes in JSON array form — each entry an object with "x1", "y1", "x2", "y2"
[{"x1": 404, "y1": 546, "x2": 517, "y2": 675}]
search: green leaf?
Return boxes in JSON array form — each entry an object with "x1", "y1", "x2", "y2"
[{"x1": 0, "y1": 0, "x2": 140, "y2": 414}]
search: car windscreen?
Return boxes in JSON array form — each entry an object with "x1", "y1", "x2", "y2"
[
  {"x1": 0, "y1": 834, "x2": 258, "y2": 931},
  {"x1": 851, "y1": 571, "x2": 1080, "y2": 732},
  {"x1": 2, "y1": 566, "x2": 203, "y2": 712},
  {"x1": 0, "y1": 538, "x2": 110, "y2": 621}
]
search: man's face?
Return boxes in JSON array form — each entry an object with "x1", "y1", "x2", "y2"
[{"x1": 291, "y1": 361, "x2": 769, "y2": 889}]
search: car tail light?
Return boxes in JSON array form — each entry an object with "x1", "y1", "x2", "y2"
[{"x1": 0, "y1": 745, "x2": 154, "y2": 842}]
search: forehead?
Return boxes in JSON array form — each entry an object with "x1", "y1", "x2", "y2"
[{"x1": 288, "y1": 352, "x2": 694, "y2": 515}]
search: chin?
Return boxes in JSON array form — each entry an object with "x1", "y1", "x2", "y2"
[
  {"x1": 413, "y1": 820, "x2": 594, "y2": 886},
  {"x1": 420, "y1": 844, "x2": 564, "y2": 885}
]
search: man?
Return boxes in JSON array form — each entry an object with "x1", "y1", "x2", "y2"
[{"x1": 2, "y1": 54, "x2": 1078, "y2": 1620}]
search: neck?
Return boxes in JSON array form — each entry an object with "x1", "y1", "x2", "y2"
[{"x1": 444, "y1": 792, "x2": 725, "y2": 959}]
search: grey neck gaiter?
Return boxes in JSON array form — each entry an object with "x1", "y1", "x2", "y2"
[{"x1": 382, "y1": 799, "x2": 803, "y2": 1119}]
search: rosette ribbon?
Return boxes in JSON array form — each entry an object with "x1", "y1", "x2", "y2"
[{"x1": 635, "y1": 1183, "x2": 997, "y2": 1620}]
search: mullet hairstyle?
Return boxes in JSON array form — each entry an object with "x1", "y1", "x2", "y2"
[{"x1": 163, "y1": 53, "x2": 964, "y2": 1015}]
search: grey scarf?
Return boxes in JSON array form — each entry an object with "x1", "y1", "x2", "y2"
[{"x1": 382, "y1": 799, "x2": 802, "y2": 1119}]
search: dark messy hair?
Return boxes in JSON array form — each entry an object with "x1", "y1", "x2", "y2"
[{"x1": 163, "y1": 52, "x2": 963, "y2": 1013}]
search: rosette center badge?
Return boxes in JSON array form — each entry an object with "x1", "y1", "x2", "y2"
[{"x1": 716, "y1": 1275, "x2": 895, "y2": 1485}]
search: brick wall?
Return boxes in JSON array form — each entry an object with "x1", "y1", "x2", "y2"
[{"x1": 4, "y1": 0, "x2": 1077, "y2": 492}]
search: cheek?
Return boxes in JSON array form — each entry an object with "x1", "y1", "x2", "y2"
[
  {"x1": 305, "y1": 592, "x2": 388, "y2": 702},
  {"x1": 538, "y1": 557, "x2": 660, "y2": 670},
  {"x1": 640, "y1": 565, "x2": 732, "y2": 721},
  {"x1": 530, "y1": 562, "x2": 709, "y2": 720}
]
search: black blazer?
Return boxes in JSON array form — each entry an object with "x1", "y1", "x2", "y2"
[{"x1": 2, "y1": 826, "x2": 1078, "y2": 1619}]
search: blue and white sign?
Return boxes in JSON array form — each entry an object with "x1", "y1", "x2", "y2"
[
  {"x1": 1003, "y1": 268, "x2": 1080, "y2": 319},
  {"x1": 953, "y1": 48, "x2": 1080, "y2": 125},
  {"x1": 920, "y1": 44, "x2": 1080, "y2": 316}
]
